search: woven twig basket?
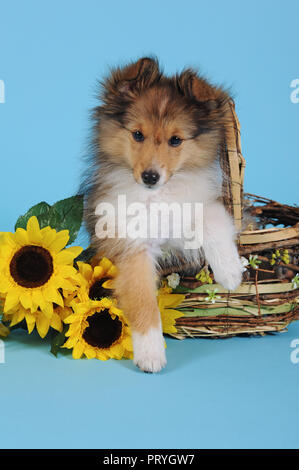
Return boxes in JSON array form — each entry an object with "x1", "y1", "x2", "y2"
[{"x1": 164, "y1": 101, "x2": 299, "y2": 339}]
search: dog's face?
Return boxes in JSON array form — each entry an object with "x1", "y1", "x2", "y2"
[{"x1": 96, "y1": 58, "x2": 230, "y2": 188}]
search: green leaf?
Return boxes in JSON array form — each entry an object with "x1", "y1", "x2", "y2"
[
  {"x1": 51, "y1": 195, "x2": 84, "y2": 245},
  {"x1": 15, "y1": 202, "x2": 51, "y2": 230},
  {"x1": 38, "y1": 207, "x2": 62, "y2": 229},
  {"x1": 14, "y1": 195, "x2": 84, "y2": 245},
  {"x1": 50, "y1": 325, "x2": 68, "y2": 357},
  {"x1": 0, "y1": 322, "x2": 10, "y2": 338}
]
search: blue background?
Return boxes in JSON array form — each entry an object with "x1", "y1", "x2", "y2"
[{"x1": 0, "y1": 0, "x2": 298, "y2": 449}]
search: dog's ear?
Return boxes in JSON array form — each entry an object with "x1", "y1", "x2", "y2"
[
  {"x1": 102, "y1": 57, "x2": 161, "y2": 102},
  {"x1": 117, "y1": 57, "x2": 161, "y2": 96},
  {"x1": 176, "y1": 69, "x2": 229, "y2": 112}
]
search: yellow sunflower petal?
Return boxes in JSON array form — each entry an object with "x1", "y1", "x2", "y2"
[
  {"x1": 36, "y1": 313, "x2": 50, "y2": 338},
  {"x1": 2, "y1": 232, "x2": 16, "y2": 248},
  {"x1": 62, "y1": 335, "x2": 79, "y2": 349},
  {"x1": 4, "y1": 290, "x2": 20, "y2": 312},
  {"x1": 162, "y1": 308, "x2": 184, "y2": 319},
  {"x1": 48, "y1": 230, "x2": 69, "y2": 253},
  {"x1": 101, "y1": 279, "x2": 114, "y2": 289},
  {"x1": 161, "y1": 308, "x2": 184, "y2": 334},
  {"x1": 63, "y1": 313, "x2": 84, "y2": 324},
  {"x1": 20, "y1": 291, "x2": 33, "y2": 310},
  {"x1": 107, "y1": 265, "x2": 118, "y2": 277},
  {"x1": 43, "y1": 285, "x2": 64, "y2": 307},
  {"x1": 32, "y1": 289, "x2": 46, "y2": 312},
  {"x1": 71, "y1": 301, "x2": 90, "y2": 314},
  {"x1": 65, "y1": 323, "x2": 81, "y2": 337},
  {"x1": 84, "y1": 347, "x2": 97, "y2": 359},
  {"x1": 32, "y1": 289, "x2": 53, "y2": 318},
  {"x1": 50, "y1": 312, "x2": 63, "y2": 332},
  {"x1": 57, "y1": 265, "x2": 78, "y2": 279},
  {"x1": 55, "y1": 249, "x2": 78, "y2": 265},
  {"x1": 0, "y1": 276, "x2": 12, "y2": 293},
  {"x1": 72, "y1": 341, "x2": 85, "y2": 359},
  {"x1": 76, "y1": 286, "x2": 90, "y2": 303},
  {"x1": 122, "y1": 336, "x2": 133, "y2": 351},
  {"x1": 14, "y1": 228, "x2": 29, "y2": 246},
  {"x1": 93, "y1": 265, "x2": 104, "y2": 279},
  {"x1": 55, "y1": 306, "x2": 72, "y2": 322},
  {"x1": 42, "y1": 301, "x2": 54, "y2": 319},
  {"x1": 98, "y1": 298, "x2": 113, "y2": 309},
  {"x1": 99, "y1": 257, "x2": 113, "y2": 272},
  {"x1": 96, "y1": 350, "x2": 109, "y2": 361},
  {"x1": 162, "y1": 324, "x2": 176, "y2": 334},
  {"x1": 26, "y1": 216, "x2": 42, "y2": 244},
  {"x1": 158, "y1": 293, "x2": 185, "y2": 309},
  {"x1": 9, "y1": 309, "x2": 25, "y2": 327},
  {"x1": 110, "y1": 305, "x2": 123, "y2": 317},
  {"x1": 77, "y1": 261, "x2": 93, "y2": 282},
  {"x1": 25, "y1": 313, "x2": 36, "y2": 334},
  {"x1": 54, "y1": 277, "x2": 75, "y2": 291},
  {"x1": 64, "y1": 246, "x2": 83, "y2": 258},
  {"x1": 124, "y1": 350, "x2": 133, "y2": 360},
  {"x1": 39, "y1": 227, "x2": 57, "y2": 247},
  {"x1": 109, "y1": 343, "x2": 125, "y2": 359}
]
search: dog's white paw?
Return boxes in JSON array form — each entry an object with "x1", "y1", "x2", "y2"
[
  {"x1": 132, "y1": 327, "x2": 167, "y2": 373},
  {"x1": 213, "y1": 258, "x2": 243, "y2": 291}
]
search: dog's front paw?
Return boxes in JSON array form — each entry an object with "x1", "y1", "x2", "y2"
[
  {"x1": 132, "y1": 327, "x2": 166, "y2": 373},
  {"x1": 213, "y1": 258, "x2": 243, "y2": 291}
]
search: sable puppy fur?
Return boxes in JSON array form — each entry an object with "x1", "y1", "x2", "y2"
[{"x1": 81, "y1": 57, "x2": 243, "y2": 372}]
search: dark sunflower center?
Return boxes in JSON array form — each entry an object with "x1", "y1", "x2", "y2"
[
  {"x1": 10, "y1": 245, "x2": 53, "y2": 288},
  {"x1": 82, "y1": 309, "x2": 122, "y2": 349},
  {"x1": 88, "y1": 278, "x2": 111, "y2": 301}
]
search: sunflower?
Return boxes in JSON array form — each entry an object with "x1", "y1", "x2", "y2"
[
  {"x1": 3, "y1": 303, "x2": 73, "y2": 338},
  {"x1": 0, "y1": 216, "x2": 82, "y2": 318},
  {"x1": 76, "y1": 257, "x2": 117, "y2": 302},
  {"x1": 157, "y1": 289, "x2": 185, "y2": 335},
  {"x1": 63, "y1": 297, "x2": 133, "y2": 360}
]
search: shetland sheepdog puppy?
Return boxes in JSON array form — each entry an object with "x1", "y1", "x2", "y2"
[{"x1": 82, "y1": 57, "x2": 243, "y2": 372}]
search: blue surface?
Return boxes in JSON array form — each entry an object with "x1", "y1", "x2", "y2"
[
  {"x1": 0, "y1": 0, "x2": 298, "y2": 449},
  {"x1": 1, "y1": 325, "x2": 299, "y2": 449}
]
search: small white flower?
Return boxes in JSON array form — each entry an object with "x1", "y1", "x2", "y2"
[
  {"x1": 240, "y1": 256, "x2": 249, "y2": 273},
  {"x1": 167, "y1": 273, "x2": 180, "y2": 289},
  {"x1": 205, "y1": 288, "x2": 221, "y2": 304},
  {"x1": 249, "y1": 254, "x2": 261, "y2": 269},
  {"x1": 291, "y1": 273, "x2": 299, "y2": 290}
]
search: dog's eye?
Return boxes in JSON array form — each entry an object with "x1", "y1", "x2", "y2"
[
  {"x1": 169, "y1": 136, "x2": 182, "y2": 147},
  {"x1": 132, "y1": 131, "x2": 144, "y2": 142}
]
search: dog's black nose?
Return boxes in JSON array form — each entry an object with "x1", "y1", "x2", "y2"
[{"x1": 141, "y1": 170, "x2": 160, "y2": 186}]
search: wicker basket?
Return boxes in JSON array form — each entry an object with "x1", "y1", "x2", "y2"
[{"x1": 163, "y1": 101, "x2": 299, "y2": 339}]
